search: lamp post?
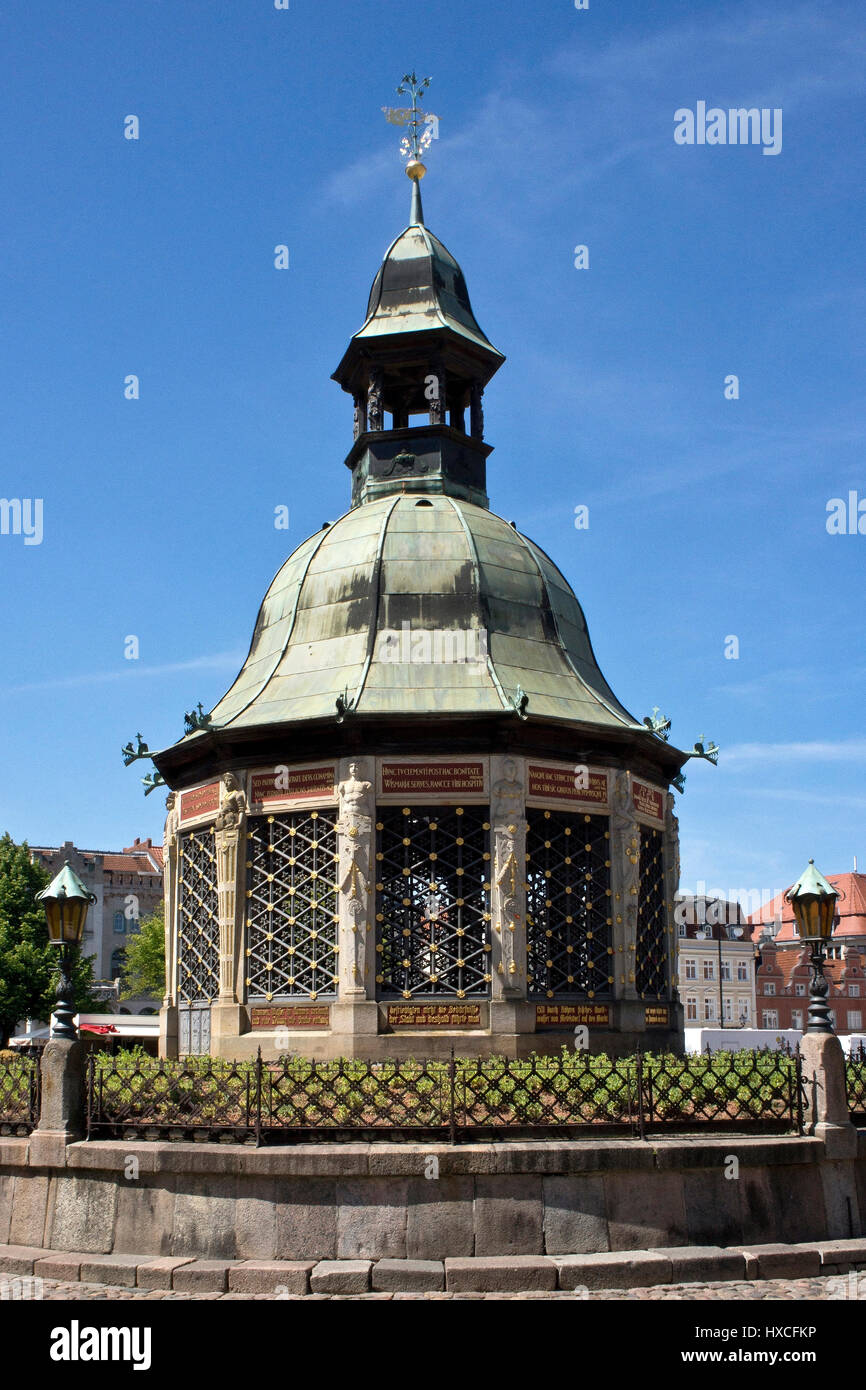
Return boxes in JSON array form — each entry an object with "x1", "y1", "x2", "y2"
[
  {"x1": 785, "y1": 859, "x2": 839, "y2": 1035},
  {"x1": 36, "y1": 862, "x2": 96, "y2": 1040}
]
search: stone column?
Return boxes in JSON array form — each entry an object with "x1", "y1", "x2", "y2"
[
  {"x1": 470, "y1": 383, "x2": 484, "y2": 440},
  {"x1": 331, "y1": 756, "x2": 379, "y2": 1048},
  {"x1": 489, "y1": 755, "x2": 534, "y2": 1037},
  {"x1": 800, "y1": 1032, "x2": 859, "y2": 1159},
  {"x1": 610, "y1": 771, "x2": 640, "y2": 1002},
  {"x1": 159, "y1": 792, "x2": 179, "y2": 1059},
  {"x1": 210, "y1": 773, "x2": 247, "y2": 1053},
  {"x1": 30, "y1": 1038, "x2": 86, "y2": 1165}
]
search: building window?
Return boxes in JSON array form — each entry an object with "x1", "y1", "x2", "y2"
[
  {"x1": 379, "y1": 805, "x2": 492, "y2": 999},
  {"x1": 113, "y1": 911, "x2": 125, "y2": 935},
  {"x1": 763, "y1": 1009, "x2": 779, "y2": 1028},
  {"x1": 850, "y1": 984, "x2": 860, "y2": 997},
  {"x1": 703, "y1": 959, "x2": 715, "y2": 981},
  {"x1": 684, "y1": 958, "x2": 696, "y2": 981},
  {"x1": 739, "y1": 1001, "x2": 750, "y2": 1023},
  {"x1": 737, "y1": 962, "x2": 749, "y2": 982},
  {"x1": 704, "y1": 998, "x2": 715, "y2": 1022},
  {"x1": 686, "y1": 997, "x2": 697, "y2": 1021},
  {"x1": 764, "y1": 982, "x2": 776, "y2": 996},
  {"x1": 723, "y1": 997, "x2": 733, "y2": 1022},
  {"x1": 678, "y1": 921, "x2": 686, "y2": 937},
  {"x1": 791, "y1": 1009, "x2": 803, "y2": 1030},
  {"x1": 246, "y1": 809, "x2": 339, "y2": 1001},
  {"x1": 110, "y1": 948, "x2": 126, "y2": 980},
  {"x1": 795, "y1": 983, "x2": 806, "y2": 996},
  {"x1": 848, "y1": 1011, "x2": 863, "y2": 1031},
  {"x1": 721, "y1": 959, "x2": 731, "y2": 982}
]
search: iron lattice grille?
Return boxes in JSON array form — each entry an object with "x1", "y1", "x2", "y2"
[
  {"x1": 375, "y1": 805, "x2": 492, "y2": 999},
  {"x1": 177, "y1": 829, "x2": 219, "y2": 1004},
  {"x1": 525, "y1": 809, "x2": 613, "y2": 999},
  {"x1": 245, "y1": 811, "x2": 339, "y2": 1001},
  {"x1": 636, "y1": 826, "x2": 668, "y2": 998}
]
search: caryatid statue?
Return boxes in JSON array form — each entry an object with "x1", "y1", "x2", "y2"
[
  {"x1": 611, "y1": 770, "x2": 640, "y2": 943},
  {"x1": 214, "y1": 771, "x2": 246, "y2": 832},
  {"x1": 337, "y1": 762, "x2": 374, "y2": 991},
  {"x1": 491, "y1": 757, "x2": 524, "y2": 993}
]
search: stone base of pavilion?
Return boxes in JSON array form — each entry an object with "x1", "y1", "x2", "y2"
[{"x1": 160, "y1": 999, "x2": 684, "y2": 1060}]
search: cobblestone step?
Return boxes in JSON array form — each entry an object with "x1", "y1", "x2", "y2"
[{"x1": 3, "y1": 1238, "x2": 866, "y2": 1296}]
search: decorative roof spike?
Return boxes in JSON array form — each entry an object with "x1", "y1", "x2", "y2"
[{"x1": 642, "y1": 707, "x2": 671, "y2": 741}]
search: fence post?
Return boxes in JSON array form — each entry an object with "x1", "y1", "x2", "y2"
[
  {"x1": 29, "y1": 1037, "x2": 87, "y2": 1164},
  {"x1": 448, "y1": 1048, "x2": 457, "y2": 1145},
  {"x1": 254, "y1": 1046, "x2": 263, "y2": 1148},
  {"x1": 635, "y1": 1049, "x2": 646, "y2": 1141}
]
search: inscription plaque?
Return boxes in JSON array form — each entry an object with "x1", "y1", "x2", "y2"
[
  {"x1": 381, "y1": 762, "x2": 484, "y2": 797},
  {"x1": 386, "y1": 1003, "x2": 482, "y2": 1028},
  {"x1": 632, "y1": 780, "x2": 665, "y2": 825},
  {"x1": 535, "y1": 1003, "x2": 611, "y2": 1028},
  {"x1": 179, "y1": 782, "x2": 220, "y2": 822},
  {"x1": 527, "y1": 765, "x2": 608, "y2": 806},
  {"x1": 250, "y1": 765, "x2": 336, "y2": 805},
  {"x1": 250, "y1": 1005, "x2": 331, "y2": 1029},
  {"x1": 644, "y1": 1006, "x2": 670, "y2": 1027}
]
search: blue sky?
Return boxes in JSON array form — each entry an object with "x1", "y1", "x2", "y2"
[{"x1": 0, "y1": 0, "x2": 862, "y2": 908}]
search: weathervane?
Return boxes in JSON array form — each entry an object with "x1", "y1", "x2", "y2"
[{"x1": 383, "y1": 72, "x2": 438, "y2": 180}]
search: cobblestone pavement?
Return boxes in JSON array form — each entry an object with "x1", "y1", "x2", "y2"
[{"x1": 28, "y1": 1274, "x2": 849, "y2": 1300}]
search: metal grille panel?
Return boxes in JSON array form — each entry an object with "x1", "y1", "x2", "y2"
[
  {"x1": 245, "y1": 810, "x2": 339, "y2": 1001},
  {"x1": 525, "y1": 809, "x2": 613, "y2": 998},
  {"x1": 177, "y1": 829, "x2": 219, "y2": 1004},
  {"x1": 636, "y1": 826, "x2": 668, "y2": 998},
  {"x1": 375, "y1": 805, "x2": 492, "y2": 998}
]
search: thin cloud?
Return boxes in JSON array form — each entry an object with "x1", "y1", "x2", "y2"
[
  {"x1": 4, "y1": 652, "x2": 244, "y2": 695},
  {"x1": 724, "y1": 738, "x2": 866, "y2": 765}
]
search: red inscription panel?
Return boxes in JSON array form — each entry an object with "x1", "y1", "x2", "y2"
[
  {"x1": 527, "y1": 765, "x2": 608, "y2": 805},
  {"x1": 535, "y1": 1003, "x2": 611, "y2": 1028},
  {"x1": 632, "y1": 780, "x2": 665, "y2": 824},
  {"x1": 644, "y1": 1006, "x2": 670, "y2": 1027},
  {"x1": 387, "y1": 1003, "x2": 482, "y2": 1028},
  {"x1": 250, "y1": 1005, "x2": 331, "y2": 1029},
  {"x1": 381, "y1": 762, "x2": 484, "y2": 797},
  {"x1": 250, "y1": 764, "x2": 336, "y2": 804},
  {"x1": 179, "y1": 782, "x2": 220, "y2": 822}
]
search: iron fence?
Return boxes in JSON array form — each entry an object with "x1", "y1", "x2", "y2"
[
  {"x1": 0, "y1": 1055, "x2": 40, "y2": 1136},
  {"x1": 846, "y1": 1055, "x2": 866, "y2": 1120},
  {"x1": 85, "y1": 1048, "x2": 805, "y2": 1145}
]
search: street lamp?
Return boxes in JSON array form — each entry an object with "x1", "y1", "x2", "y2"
[
  {"x1": 36, "y1": 862, "x2": 96, "y2": 1041},
  {"x1": 786, "y1": 859, "x2": 839, "y2": 1035}
]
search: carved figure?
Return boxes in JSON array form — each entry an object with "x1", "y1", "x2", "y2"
[
  {"x1": 215, "y1": 772, "x2": 246, "y2": 831},
  {"x1": 491, "y1": 757, "x2": 523, "y2": 826},
  {"x1": 338, "y1": 762, "x2": 373, "y2": 823}
]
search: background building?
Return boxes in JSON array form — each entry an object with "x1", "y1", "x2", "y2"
[
  {"x1": 29, "y1": 837, "x2": 163, "y2": 1014},
  {"x1": 750, "y1": 870, "x2": 866, "y2": 962},
  {"x1": 755, "y1": 942, "x2": 865, "y2": 1035},
  {"x1": 675, "y1": 894, "x2": 756, "y2": 1027}
]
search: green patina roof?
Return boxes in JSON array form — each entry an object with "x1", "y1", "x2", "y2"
[
  {"x1": 191, "y1": 494, "x2": 643, "y2": 734},
  {"x1": 352, "y1": 223, "x2": 504, "y2": 361}
]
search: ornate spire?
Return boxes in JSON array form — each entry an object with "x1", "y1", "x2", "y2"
[{"x1": 382, "y1": 71, "x2": 437, "y2": 226}]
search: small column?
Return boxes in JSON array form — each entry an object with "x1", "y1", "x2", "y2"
[
  {"x1": 367, "y1": 367, "x2": 384, "y2": 433},
  {"x1": 490, "y1": 755, "x2": 534, "y2": 1038},
  {"x1": 470, "y1": 383, "x2": 485, "y2": 440},
  {"x1": 211, "y1": 773, "x2": 247, "y2": 1052},
  {"x1": 610, "y1": 771, "x2": 640, "y2": 1001},
  {"x1": 331, "y1": 757, "x2": 378, "y2": 1046},
  {"x1": 428, "y1": 359, "x2": 446, "y2": 426},
  {"x1": 159, "y1": 792, "x2": 179, "y2": 1058},
  {"x1": 664, "y1": 792, "x2": 682, "y2": 1001}
]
